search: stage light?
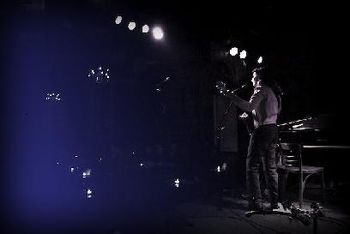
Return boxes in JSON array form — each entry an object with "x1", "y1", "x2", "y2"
[
  {"x1": 45, "y1": 92, "x2": 61, "y2": 101},
  {"x1": 115, "y1": 16, "x2": 122, "y2": 24},
  {"x1": 70, "y1": 167, "x2": 75, "y2": 173},
  {"x1": 239, "y1": 50, "x2": 247, "y2": 59},
  {"x1": 128, "y1": 22, "x2": 136, "y2": 30},
  {"x1": 140, "y1": 163, "x2": 144, "y2": 167},
  {"x1": 229, "y1": 47, "x2": 238, "y2": 56},
  {"x1": 82, "y1": 168, "x2": 91, "y2": 178},
  {"x1": 142, "y1": 24, "x2": 149, "y2": 33},
  {"x1": 217, "y1": 166, "x2": 221, "y2": 172},
  {"x1": 152, "y1": 26, "x2": 164, "y2": 40},
  {"x1": 88, "y1": 66, "x2": 110, "y2": 83},
  {"x1": 174, "y1": 178, "x2": 180, "y2": 188},
  {"x1": 87, "y1": 189, "x2": 93, "y2": 199},
  {"x1": 258, "y1": 56, "x2": 263, "y2": 64}
]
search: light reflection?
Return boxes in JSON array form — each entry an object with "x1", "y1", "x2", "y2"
[
  {"x1": 88, "y1": 66, "x2": 110, "y2": 84},
  {"x1": 45, "y1": 92, "x2": 61, "y2": 101},
  {"x1": 82, "y1": 168, "x2": 92, "y2": 178},
  {"x1": 174, "y1": 178, "x2": 180, "y2": 188},
  {"x1": 87, "y1": 188, "x2": 93, "y2": 199},
  {"x1": 222, "y1": 162, "x2": 227, "y2": 171}
]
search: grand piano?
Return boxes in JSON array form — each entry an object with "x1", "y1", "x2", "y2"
[
  {"x1": 278, "y1": 114, "x2": 350, "y2": 189},
  {"x1": 278, "y1": 114, "x2": 350, "y2": 149}
]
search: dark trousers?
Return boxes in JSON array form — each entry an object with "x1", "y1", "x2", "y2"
[{"x1": 246, "y1": 124, "x2": 278, "y2": 204}]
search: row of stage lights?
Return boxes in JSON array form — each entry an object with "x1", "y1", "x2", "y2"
[
  {"x1": 229, "y1": 47, "x2": 263, "y2": 64},
  {"x1": 115, "y1": 15, "x2": 164, "y2": 40}
]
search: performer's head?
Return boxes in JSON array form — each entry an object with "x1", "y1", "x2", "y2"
[
  {"x1": 251, "y1": 66, "x2": 265, "y2": 87},
  {"x1": 252, "y1": 66, "x2": 284, "y2": 96}
]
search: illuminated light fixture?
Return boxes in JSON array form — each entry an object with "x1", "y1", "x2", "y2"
[
  {"x1": 257, "y1": 56, "x2": 263, "y2": 64},
  {"x1": 174, "y1": 178, "x2": 180, "y2": 188},
  {"x1": 152, "y1": 26, "x2": 164, "y2": 40},
  {"x1": 229, "y1": 47, "x2": 238, "y2": 56},
  {"x1": 87, "y1": 189, "x2": 93, "y2": 199},
  {"x1": 88, "y1": 66, "x2": 110, "y2": 83},
  {"x1": 239, "y1": 50, "x2": 247, "y2": 59},
  {"x1": 82, "y1": 168, "x2": 92, "y2": 178},
  {"x1": 128, "y1": 22, "x2": 136, "y2": 30},
  {"x1": 45, "y1": 92, "x2": 61, "y2": 101},
  {"x1": 142, "y1": 24, "x2": 149, "y2": 33},
  {"x1": 115, "y1": 16, "x2": 122, "y2": 24}
]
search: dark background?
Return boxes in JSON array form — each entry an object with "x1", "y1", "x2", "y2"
[{"x1": 0, "y1": 0, "x2": 348, "y2": 233}]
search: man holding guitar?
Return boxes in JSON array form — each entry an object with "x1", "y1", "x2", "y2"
[{"x1": 218, "y1": 66, "x2": 282, "y2": 211}]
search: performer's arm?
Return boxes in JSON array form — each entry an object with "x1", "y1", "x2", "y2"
[{"x1": 226, "y1": 88, "x2": 264, "y2": 112}]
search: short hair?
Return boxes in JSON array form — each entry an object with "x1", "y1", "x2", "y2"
[{"x1": 252, "y1": 66, "x2": 267, "y2": 80}]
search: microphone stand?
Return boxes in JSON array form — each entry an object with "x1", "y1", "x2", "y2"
[{"x1": 214, "y1": 84, "x2": 245, "y2": 199}]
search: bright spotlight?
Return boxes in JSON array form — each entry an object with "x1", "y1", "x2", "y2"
[
  {"x1": 115, "y1": 16, "x2": 122, "y2": 24},
  {"x1": 174, "y1": 178, "x2": 180, "y2": 188},
  {"x1": 257, "y1": 56, "x2": 263, "y2": 64},
  {"x1": 142, "y1": 24, "x2": 149, "y2": 33},
  {"x1": 86, "y1": 188, "x2": 93, "y2": 199},
  {"x1": 152, "y1": 26, "x2": 164, "y2": 40},
  {"x1": 128, "y1": 22, "x2": 136, "y2": 30},
  {"x1": 229, "y1": 47, "x2": 238, "y2": 56},
  {"x1": 239, "y1": 50, "x2": 247, "y2": 59}
]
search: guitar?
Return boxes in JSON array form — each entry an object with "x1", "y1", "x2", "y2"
[{"x1": 216, "y1": 81, "x2": 254, "y2": 135}]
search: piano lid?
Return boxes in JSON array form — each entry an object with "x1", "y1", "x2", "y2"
[
  {"x1": 278, "y1": 114, "x2": 335, "y2": 131},
  {"x1": 278, "y1": 114, "x2": 350, "y2": 146}
]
